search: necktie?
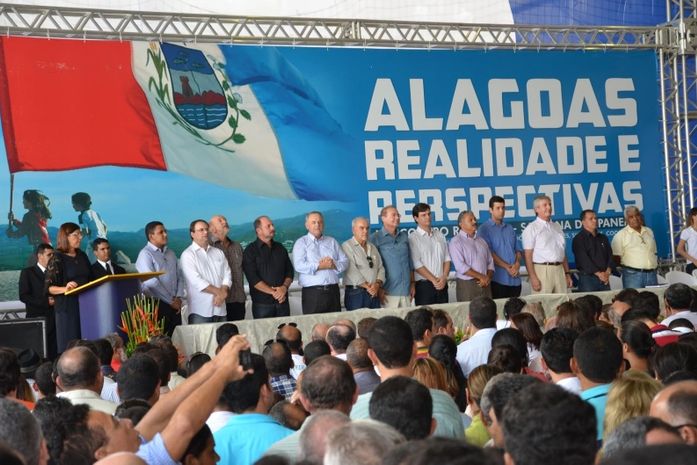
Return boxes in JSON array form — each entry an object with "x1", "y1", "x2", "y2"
[{"x1": 105, "y1": 262, "x2": 113, "y2": 275}]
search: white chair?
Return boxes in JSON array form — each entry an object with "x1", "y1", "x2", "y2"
[
  {"x1": 657, "y1": 274, "x2": 668, "y2": 285},
  {"x1": 665, "y1": 270, "x2": 697, "y2": 286},
  {"x1": 609, "y1": 275, "x2": 623, "y2": 290}
]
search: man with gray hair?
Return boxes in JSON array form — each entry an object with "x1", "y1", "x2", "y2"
[
  {"x1": 650, "y1": 380, "x2": 697, "y2": 444},
  {"x1": 0, "y1": 398, "x2": 48, "y2": 465},
  {"x1": 522, "y1": 194, "x2": 572, "y2": 293},
  {"x1": 323, "y1": 419, "x2": 405, "y2": 465},
  {"x1": 342, "y1": 216, "x2": 385, "y2": 310},
  {"x1": 209, "y1": 214, "x2": 246, "y2": 321},
  {"x1": 449, "y1": 210, "x2": 494, "y2": 302},
  {"x1": 611, "y1": 206, "x2": 658, "y2": 288},
  {"x1": 298, "y1": 410, "x2": 351, "y2": 465},
  {"x1": 602, "y1": 416, "x2": 683, "y2": 459},
  {"x1": 479, "y1": 373, "x2": 542, "y2": 447},
  {"x1": 662, "y1": 283, "x2": 697, "y2": 327},
  {"x1": 292, "y1": 211, "x2": 348, "y2": 314},
  {"x1": 266, "y1": 355, "x2": 358, "y2": 461}
]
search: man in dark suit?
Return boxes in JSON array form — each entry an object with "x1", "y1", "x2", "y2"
[
  {"x1": 18, "y1": 243, "x2": 57, "y2": 359},
  {"x1": 90, "y1": 238, "x2": 126, "y2": 278}
]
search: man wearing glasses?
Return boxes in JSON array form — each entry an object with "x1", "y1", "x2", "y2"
[
  {"x1": 342, "y1": 217, "x2": 385, "y2": 310},
  {"x1": 408, "y1": 203, "x2": 451, "y2": 305},
  {"x1": 650, "y1": 380, "x2": 697, "y2": 444},
  {"x1": 209, "y1": 215, "x2": 246, "y2": 321}
]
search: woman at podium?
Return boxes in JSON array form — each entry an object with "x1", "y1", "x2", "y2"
[{"x1": 46, "y1": 222, "x2": 91, "y2": 353}]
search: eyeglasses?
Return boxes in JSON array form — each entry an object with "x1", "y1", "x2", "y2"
[
  {"x1": 367, "y1": 255, "x2": 374, "y2": 269},
  {"x1": 277, "y1": 322, "x2": 297, "y2": 330}
]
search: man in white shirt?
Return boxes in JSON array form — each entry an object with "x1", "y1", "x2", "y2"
[
  {"x1": 522, "y1": 195, "x2": 572, "y2": 294},
  {"x1": 56, "y1": 347, "x2": 118, "y2": 414},
  {"x1": 408, "y1": 202, "x2": 451, "y2": 305},
  {"x1": 180, "y1": 219, "x2": 232, "y2": 324},
  {"x1": 456, "y1": 296, "x2": 499, "y2": 376},
  {"x1": 662, "y1": 283, "x2": 697, "y2": 327},
  {"x1": 540, "y1": 328, "x2": 582, "y2": 395}
]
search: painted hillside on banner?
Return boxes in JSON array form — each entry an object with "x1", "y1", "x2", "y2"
[{"x1": 0, "y1": 0, "x2": 667, "y2": 301}]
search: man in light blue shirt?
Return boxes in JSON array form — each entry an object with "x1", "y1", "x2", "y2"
[
  {"x1": 292, "y1": 211, "x2": 348, "y2": 314},
  {"x1": 572, "y1": 327, "x2": 623, "y2": 442},
  {"x1": 135, "y1": 221, "x2": 185, "y2": 336},
  {"x1": 214, "y1": 353, "x2": 293, "y2": 465},
  {"x1": 372, "y1": 205, "x2": 414, "y2": 308},
  {"x1": 476, "y1": 195, "x2": 522, "y2": 300}
]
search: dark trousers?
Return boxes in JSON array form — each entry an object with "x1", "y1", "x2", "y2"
[
  {"x1": 490, "y1": 282, "x2": 522, "y2": 300},
  {"x1": 414, "y1": 280, "x2": 448, "y2": 306},
  {"x1": 344, "y1": 286, "x2": 381, "y2": 310},
  {"x1": 226, "y1": 302, "x2": 246, "y2": 321},
  {"x1": 576, "y1": 274, "x2": 610, "y2": 292},
  {"x1": 252, "y1": 301, "x2": 290, "y2": 319},
  {"x1": 301, "y1": 284, "x2": 341, "y2": 314},
  {"x1": 158, "y1": 300, "x2": 182, "y2": 337}
]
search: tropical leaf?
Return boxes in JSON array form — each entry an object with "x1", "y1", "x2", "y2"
[
  {"x1": 232, "y1": 133, "x2": 246, "y2": 144},
  {"x1": 240, "y1": 109, "x2": 251, "y2": 120}
]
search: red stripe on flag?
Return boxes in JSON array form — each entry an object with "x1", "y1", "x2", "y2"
[{"x1": 0, "y1": 37, "x2": 166, "y2": 173}]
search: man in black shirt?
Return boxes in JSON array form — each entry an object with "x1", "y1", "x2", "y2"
[
  {"x1": 242, "y1": 215, "x2": 294, "y2": 318},
  {"x1": 572, "y1": 209, "x2": 613, "y2": 292}
]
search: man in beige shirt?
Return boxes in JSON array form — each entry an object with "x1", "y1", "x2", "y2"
[
  {"x1": 611, "y1": 206, "x2": 658, "y2": 289},
  {"x1": 342, "y1": 217, "x2": 385, "y2": 310}
]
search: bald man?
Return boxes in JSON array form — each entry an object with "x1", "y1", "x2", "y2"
[
  {"x1": 650, "y1": 380, "x2": 697, "y2": 444},
  {"x1": 209, "y1": 215, "x2": 246, "y2": 321}
]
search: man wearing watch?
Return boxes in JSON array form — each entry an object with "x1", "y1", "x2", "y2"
[
  {"x1": 242, "y1": 215, "x2": 294, "y2": 319},
  {"x1": 522, "y1": 195, "x2": 573, "y2": 294},
  {"x1": 342, "y1": 217, "x2": 385, "y2": 310}
]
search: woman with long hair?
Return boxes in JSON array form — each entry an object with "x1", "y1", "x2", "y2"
[
  {"x1": 7, "y1": 189, "x2": 52, "y2": 245},
  {"x1": 677, "y1": 207, "x2": 697, "y2": 274},
  {"x1": 46, "y1": 222, "x2": 91, "y2": 353},
  {"x1": 429, "y1": 334, "x2": 468, "y2": 411},
  {"x1": 619, "y1": 320, "x2": 656, "y2": 374},
  {"x1": 511, "y1": 312, "x2": 544, "y2": 373}
]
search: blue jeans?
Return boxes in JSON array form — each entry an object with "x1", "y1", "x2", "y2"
[
  {"x1": 621, "y1": 268, "x2": 658, "y2": 289},
  {"x1": 251, "y1": 301, "x2": 290, "y2": 319},
  {"x1": 188, "y1": 314, "x2": 226, "y2": 324},
  {"x1": 344, "y1": 287, "x2": 381, "y2": 310},
  {"x1": 577, "y1": 274, "x2": 610, "y2": 292}
]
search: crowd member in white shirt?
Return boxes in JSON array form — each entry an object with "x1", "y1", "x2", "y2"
[
  {"x1": 662, "y1": 283, "x2": 697, "y2": 328},
  {"x1": 522, "y1": 195, "x2": 572, "y2": 294},
  {"x1": 180, "y1": 219, "x2": 232, "y2": 324},
  {"x1": 677, "y1": 207, "x2": 697, "y2": 275},
  {"x1": 408, "y1": 202, "x2": 451, "y2": 305},
  {"x1": 540, "y1": 328, "x2": 582, "y2": 395},
  {"x1": 456, "y1": 296, "x2": 499, "y2": 376}
]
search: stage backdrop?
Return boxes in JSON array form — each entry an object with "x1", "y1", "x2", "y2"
[{"x1": 0, "y1": 38, "x2": 665, "y2": 300}]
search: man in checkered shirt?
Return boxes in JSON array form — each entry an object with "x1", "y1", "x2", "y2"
[{"x1": 264, "y1": 341, "x2": 297, "y2": 399}]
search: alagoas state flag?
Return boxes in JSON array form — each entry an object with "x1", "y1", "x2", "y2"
[{"x1": 0, "y1": 36, "x2": 358, "y2": 201}]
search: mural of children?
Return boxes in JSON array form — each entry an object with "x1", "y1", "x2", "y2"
[
  {"x1": 6, "y1": 189, "x2": 52, "y2": 246},
  {"x1": 72, "y1": 192, "x2": 107, "y2": 261}
]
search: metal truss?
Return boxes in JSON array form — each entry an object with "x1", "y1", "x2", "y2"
[
  {"x1": 660, "y1": 0, "x2": 697, "y2": 260},
  {"x1": 0, "y1": 3, "x2": 663, "y2": 49},
  {"x1": 0, "y1": 2, "x2": 693, "y2": 260}
]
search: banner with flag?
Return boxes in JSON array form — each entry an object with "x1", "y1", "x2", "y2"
[{"x1": 0, "y1": 37, "x2": 665, "y2": 282}]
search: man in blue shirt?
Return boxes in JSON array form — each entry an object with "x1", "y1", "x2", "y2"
[
  {"x1": 135, "y1": 221, "x2": 185, "y2": 336},
  {"x1": 572, "y1": 327, "x2": 623, "y2": 442},
  {"x1": 477, "y1": 196, "x2": 522, "y2": 300},
  {"x1": 214, "y1": 353, "x2": 293, "y2": 465},
  {"x1": 372, "y1": 205, "x2": 414, "y2": 308},
  {"x1": 292, "y1": 211, "x2": 348, "y2": 314}
]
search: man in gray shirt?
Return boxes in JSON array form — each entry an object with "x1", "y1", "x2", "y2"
[{"x1": 342, "y1": 217, "x2": 385, "y2": 310}]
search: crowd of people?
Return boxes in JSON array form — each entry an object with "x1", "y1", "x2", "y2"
[
  {"x1": 6, "y1": 193, "x2": 697, "y2": 464},
  {"x1": 2, "y1": 286, "x2": 697, "y2": 465},
  {"x1": 19, "y1": 193, "x2": 697, "y2": 358}
]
